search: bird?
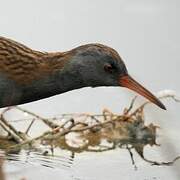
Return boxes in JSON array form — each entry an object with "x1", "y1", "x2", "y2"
[{"x1": 0, "y1": 36, "x2": 166, "y2": 110}]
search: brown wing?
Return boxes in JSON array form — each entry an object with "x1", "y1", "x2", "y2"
[
  {"x1": 0, "y1": 37, "x2": 71, "y2": 85},
  {"x1": 0, "y1": 37, "x2": 50, "y2": 84}
]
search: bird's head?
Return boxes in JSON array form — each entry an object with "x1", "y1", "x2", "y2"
[{"x1": 65, "y1": 44, "x2": 166, "y2": 110}]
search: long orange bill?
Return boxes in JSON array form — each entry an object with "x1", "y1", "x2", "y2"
[{"x1": 119, "y1": 75, "x2": 166, "y2": 110}]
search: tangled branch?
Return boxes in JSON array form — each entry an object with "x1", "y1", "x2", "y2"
[{"x1": 0, "y1": 89, "x2": 179, "y2": 167}]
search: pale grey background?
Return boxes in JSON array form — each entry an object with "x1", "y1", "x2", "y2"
[
  {"x1": 0, "y1": 0, "x2": 179, "y2": 115},
  {"x1": 0, "y1": 1, "x2": 180, "y2": 180}
]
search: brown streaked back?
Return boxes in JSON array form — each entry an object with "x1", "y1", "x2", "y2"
[{"x1": 0, "y1": 37, "x2": 69, "y2": 84}]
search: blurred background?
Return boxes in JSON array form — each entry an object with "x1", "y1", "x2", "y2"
[
  {"x1": 0, "y1": 0, "x2": 179, "y2": 114},
  {"x1": 0, "y1": 0, "x2": 180, "y2": 180}
]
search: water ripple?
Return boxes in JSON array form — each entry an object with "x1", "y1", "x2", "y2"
[{"x1": 5, "y1": 150, "x2": 74, "y2": 170}]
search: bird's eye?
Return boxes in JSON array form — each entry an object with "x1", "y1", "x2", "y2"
[{"x1": 104, "y1": 63, "x2": 113, "y2": 73}]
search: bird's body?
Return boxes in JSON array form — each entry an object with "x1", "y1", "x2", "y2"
[
  {"x1": 0, "y1": 37, "x2": 78, "y2": 106},
  {"x1": 0, "y1": 36, "x2": 166, "y2": 109}
]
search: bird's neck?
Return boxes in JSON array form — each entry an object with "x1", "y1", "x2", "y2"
[{"x1": 20, "y1": 52, "x2": 84, "y2": 104}]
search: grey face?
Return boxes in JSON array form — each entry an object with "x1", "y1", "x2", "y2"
[
  {"x1": 61, "y1": 44, "x2": 166, "y2": 110},
  {"x1": 66, "y1": 44, "x2": 128, "y2": 87}
]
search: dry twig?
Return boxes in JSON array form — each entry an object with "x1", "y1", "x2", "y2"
[{"x1": 0, "y1": 90, "x2": 179, "y2": 168}]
